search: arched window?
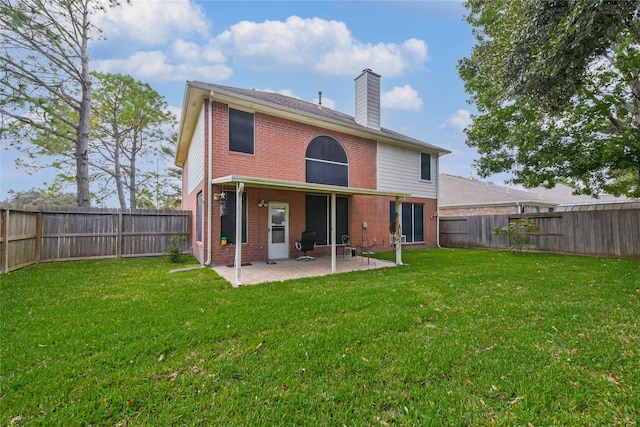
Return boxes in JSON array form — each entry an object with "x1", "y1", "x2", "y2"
[{"x1": 305, "y1": 136, "x2": 349, "y2": 187}]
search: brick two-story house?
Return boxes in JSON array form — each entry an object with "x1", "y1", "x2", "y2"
[{"x1": 176, "y1": 69, "x2": 449, "y2": 285}]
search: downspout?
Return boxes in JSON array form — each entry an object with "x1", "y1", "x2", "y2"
[
  {"x1": 205, "y1": 93, "x2": 214, "y2": 266},
  {"x1": 436, "y1": 153, "x2": 442, "y2": 248}
]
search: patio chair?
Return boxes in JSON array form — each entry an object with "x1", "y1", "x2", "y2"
[
  {"x1": 341, "y1": 235, "x2": 356, "y2": 258},
  {"x1": 359, "y1": 238, "x2": 384, "y2": 266},
  {"x1": 359, "y1": 238, "x2": 376, "y2": 266},
  {"x1": 295, "y1": 231, "x2": 316, "y2": 261}
]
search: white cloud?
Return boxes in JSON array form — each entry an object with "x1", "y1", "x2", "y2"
[
  {"x1": 213, "y1": 16, "x2": 427, "y2": 77},
  {"x1": 440, "y1": 109, "x2": 472, "y2": 132},
  {"x1": 93, "y1": 11, "x2": 428, "y2": 83},
  {"x1": 96, "y1": 0, "x2": 210, "y2": 46},
  {"x1": 94, "y1": 51, "x2": 233, "y2": 82},
  {"x1": 381, "y1": 85, "x2": 423, "y2": 112}
]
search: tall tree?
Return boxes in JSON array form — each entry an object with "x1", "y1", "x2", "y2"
[
  {"x1": 459, "y1": 0, "x2": 640, "y2": 198},
  {"x1": 5, "y1": 72, "x2": 179, "y2": 209},
  {"x1": 0, "y1": 0, "x2": 121, "y2": 207},
  {"x1": 90, "y1": 72, "x2": 177, "y2": 210}
]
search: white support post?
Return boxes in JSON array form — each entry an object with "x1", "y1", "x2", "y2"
[
  {"x1": 395, "y1": 196, "x2": 404, "y2": 265},
  {"x1": 234, "y1": 182, "x2": 244, "y2": 287},
  {"x1": 331, "y1": 192, "x2": 337, "y2": 273}
]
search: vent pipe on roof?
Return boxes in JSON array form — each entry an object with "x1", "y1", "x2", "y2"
[
  {"x1": 318, "y1": 91, "x2": 322, "y2": 109},
  {"x1": 355, "y1": 69, "x2": 381, "y2": 131}
]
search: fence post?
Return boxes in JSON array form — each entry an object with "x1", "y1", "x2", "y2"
[
  {"x1": 35, "y1": 211, "x2": 42, "y2": 263},
  {"x1": 1, "y1": 209, "x2": 8, "y2": 274},
  {"x1": 117, "y1": 211, "x2": 123, "y2": 258}
]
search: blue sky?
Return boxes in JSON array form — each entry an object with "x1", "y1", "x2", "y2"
[{"x1": 1, "y1": 0, "x2": 488, "y2": 204}]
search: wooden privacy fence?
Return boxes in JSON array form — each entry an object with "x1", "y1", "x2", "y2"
[
  {"x1": 439, "y1": 202, "x2": 640, "y2": 258},
  {"x1": 0, "y1": 204, "x2": 191, "y2": 274}
]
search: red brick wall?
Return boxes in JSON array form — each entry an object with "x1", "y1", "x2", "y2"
[
  {"x1": 350, "y1": 196, "x2": 438, "y2": 251},
  {"x1": 210, "y1": 103, "x2": 377, "y2": 189},
  {"x1": 205, "y1": 191, "x2": 437, "y2": 266},
  {"x1": 182, "y1": 100, "x2": 438, "y2": 265},
  {"x1": 440, "y1": 205, "x2": 519, "y2": 216}
]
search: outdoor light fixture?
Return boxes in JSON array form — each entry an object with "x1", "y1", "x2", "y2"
[{"x1": 258, "y1": 199, "x2": 268, "y2": 208}]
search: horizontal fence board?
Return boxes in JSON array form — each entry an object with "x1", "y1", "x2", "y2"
[
  {"x1": 440, "y1": 207, "x2": 640, "y2": 258},
  {"x1": 0, "y1": 204, "x2": 191, "y2": 273}
]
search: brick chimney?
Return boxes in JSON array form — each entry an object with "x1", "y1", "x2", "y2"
[{"x1": 354, "y1": 69, "x2": 381, "y2": 131}]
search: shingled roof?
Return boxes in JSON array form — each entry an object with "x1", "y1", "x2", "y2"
[
  {"x1": 439, "y1": 174, "x2": 553, "y2": 208},
  {"x1": 440, "y1": 174, "x2": 634, "y2": 208},
  {"x1": 188, "y1": 81, "x2": 448, "y2": 153}
]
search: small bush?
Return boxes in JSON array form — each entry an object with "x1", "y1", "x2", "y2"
[
  {"x1": 493, "y1": 217, "x2": 537, "y2": 254},
  {"x1": 166, "y1": 235, "x2": 187, "y2": 263}
]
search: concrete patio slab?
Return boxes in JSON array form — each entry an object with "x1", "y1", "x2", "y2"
[{"x1": 212, "y1": 255, "x2": 396, "y2": 286}]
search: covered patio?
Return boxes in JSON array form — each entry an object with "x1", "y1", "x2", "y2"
[
  {"x1": 209, "y1": 175, "x2": 409, "y2": 287},
  {"x1": 212, "y1": 254, "x2": 397, "y2": 286}
]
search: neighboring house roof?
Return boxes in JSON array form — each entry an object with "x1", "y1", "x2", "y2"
[
  {"x1": 526, "y1": 183, "x2": 634, "y2": 205},
  {"x1": 439, "y1": 174, "x2": 556, "y2": 208},
  {"x1": 439, "y1": 174, "x2": 634, "y2": 209},
  {"x1": 175, "y1": 81, "x2": 450, "y2": 167}
]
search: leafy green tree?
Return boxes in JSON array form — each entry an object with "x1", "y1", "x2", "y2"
[
  {"x1": 459, "y1": 0, "x2": 640, "y2": 198},
  {"x1": 89, "y1": 72, "x2": 178, "y2": 210},
  {"x1": 0, "y1": 0, "x2": 121, "y2": 207},
  {"x1": 3, "y1": 184, "x2": 76, "y2": 207},
  {"x1": 4, "y1": 72, "x2": 179, "y2": 210},
  {"x1": 493, "y1": 218, "x2": 538, "y2": 255}
]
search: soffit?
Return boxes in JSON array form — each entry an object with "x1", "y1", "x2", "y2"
[{"x1": 211, "y1": 175, "x2": 410, "y2": 198}]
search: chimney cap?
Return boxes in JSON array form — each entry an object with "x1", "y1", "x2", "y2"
[{"x1": 356, "y1": 68, "x2": 381, "y2": 79}]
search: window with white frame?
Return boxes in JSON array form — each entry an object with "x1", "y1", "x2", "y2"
[
  {"x1": 305, "y1": 194, "x2": 349, "y2": 245},
  {"x1": 390, "y1": 201, "x2": 424, "y2": 243},
  {"x1": 305, "y1": 136, "x2": 349, "y2": 187},
  {"x1": 220, "y1": 192, "x2": 248, "y2": 244}
]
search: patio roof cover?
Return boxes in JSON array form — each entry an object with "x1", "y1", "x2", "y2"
[{"x1": 210, "y1": 175, "x2": 410, "y2": 286}]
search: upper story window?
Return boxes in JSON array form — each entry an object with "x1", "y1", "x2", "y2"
[
  {"x1": 420, "y1": 153, "x2": 432, "y2": 181},
  {"x1": 305, "y1": 136, "x2": 349, "y2": 187},
  {"x1": 229, "y1": 108, "x2": 254, "y2": 154}
]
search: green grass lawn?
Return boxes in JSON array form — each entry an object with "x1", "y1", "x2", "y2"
[{"x1": 1, "y1": 249, "x2": 638, "y2": 426}]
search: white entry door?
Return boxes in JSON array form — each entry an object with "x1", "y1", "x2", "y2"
[{"x1": 268, "y1": 202, "x2": 289, "y2": 259}]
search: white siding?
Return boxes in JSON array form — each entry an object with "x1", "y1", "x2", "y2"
[
  {"x1": 377, "y1": 142, "x2": 438, "y2": 199},
  {"x1": 354, "y1": 70, "x2": 381, "y2": 130},
  {"x1": 187, "y1": 104, "x2": 205, "y2": 195}
]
